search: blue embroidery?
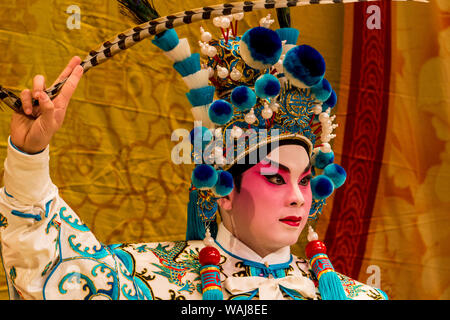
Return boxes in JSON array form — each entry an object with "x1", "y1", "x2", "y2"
[
  {"x1": 11, "y1": 209, "x2": 41, "y2": 221},
  {"x1": 59, "y1": 207, "x2": 90, "y2": 232},
  {"x1": 45, "y1": 199, "x2": 53, "y2": 218},
  {"x1": 68, "y1": 235, "x2": 109, "y2": 259}
]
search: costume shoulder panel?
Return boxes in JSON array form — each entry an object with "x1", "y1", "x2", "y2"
[{"x1": 336, "y1": 272, "x2": 388, "y2": 300}]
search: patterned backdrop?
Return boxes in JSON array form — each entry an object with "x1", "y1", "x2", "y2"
[{"x1": 0, "y1": 0, "x2": 448, "y2": 300}]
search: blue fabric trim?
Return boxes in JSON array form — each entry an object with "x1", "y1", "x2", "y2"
[
  {"x1": 45, "y1": 199, "x2": 53, "y2": 218},
  {"x1": 4, "y1": 188, "x2": 13, "y2": 198},
  {"x1": 214, "y1": 239, "x2": 292, "y2": 279},
  {"x1": 9, "y1": 137, "x2": 44, "y2": 155},
  {"x1": 11, "y1": 209, "x2": 42, "y2": 222}
]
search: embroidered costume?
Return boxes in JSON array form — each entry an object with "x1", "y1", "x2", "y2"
[{"x1": 0, "y1": 0, "x2": 417, "y2": 300}]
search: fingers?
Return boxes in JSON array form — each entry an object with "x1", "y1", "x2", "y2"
[
  {"x1": 56, "y1": 64, "x2": 84, "y2": 108},
  {"x1": 50, "y1": 56, "x2": 82, "y2": 88},
  {"x1": 32, "y1": 74, "x2": 46, "y2": 99},
  {"x1": 36, "y1": 91, "x2": 55, "y2": 124},
  {"x1": 20, "y1": 89, "x2": 33, "y2": 115}
]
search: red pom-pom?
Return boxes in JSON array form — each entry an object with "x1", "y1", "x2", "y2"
[
  {"x1": 199, "y1": 246, "x2": 221, "y2": 266},
  {"x1": 305, "y1": 240, "x2": 327, "y2": 259}
]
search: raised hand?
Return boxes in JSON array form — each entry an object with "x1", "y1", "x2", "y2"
[{"x1": 10, "y1": 56, "x2": 84, "y2": 154}]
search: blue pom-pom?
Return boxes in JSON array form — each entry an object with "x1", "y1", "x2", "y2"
[
  {"x1": 190, "y1": 126, "x2": 213, "y2": 150},
  {"x1": 323, "y1": 163, "x2": 346, "y2": 188},
  {"x1": 254, "y1": 74, "x2": 281, "y2": 99},
  {"x1": 283, "y1": 45, "x2": 326, "y2": 88},
  {"x1": 151, "y1": 29, "x2": 179, "y2": 52},
  {"x1": 212, "y1": 170, "x2": 234, "y2": 197},
  {"x1": 311, "y1": 175, "x2": 334, "y2": 200},
  {"x1": 311, "y1": 78, "x2": 332, "y2": 102},
  {"x1": 192, "y1": 164, "x2": 218, "y2": 190},
  {"x1": 186, "y1": 86, "x2": 215, "y2": 107},
  {"x1": 208, "y1": 100, "x2": 234, "y2": 125},
  {"x1": 240, "y1": 27, "x2": 282, "y2": 70},
  {"x1": 173, "y1": 53, "x2": 201, "y2": 77},
  {"x1": 313, "y1": 150, "x2": 334, "y2": 169},
  {"x1": 323, "y1": 89, "x2": 337, "y2": 111},
  {"x1": 275, "y1": 28, "x2": 300, "y2": 45},
  {"x1": 230, "y1": 86, "x2": 257, "y2": 111}
]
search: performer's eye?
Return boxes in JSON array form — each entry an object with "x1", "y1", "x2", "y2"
[
  {"x1": 299, "y1": 174, "x2": 312, "y2": 186},
  {"x1": 264, "y1": 173, "x2": 286, "y2": 185}
]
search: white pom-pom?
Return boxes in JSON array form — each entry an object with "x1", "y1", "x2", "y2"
[
  {"x1": 182, "y1": 69, "x2": 210, "y2": 90},
  {"x1": 163, "y1": 38, "x2": 191, "y2": 62},
  {"x1": 220, "y1": 17, "x2": 231, "y2": 29},
  {"x1": 307, "y1": 226, "x2": 319, "y2": 242}
]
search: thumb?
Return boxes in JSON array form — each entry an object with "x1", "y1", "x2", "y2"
[{"x1": 37, "y1": 91, "x2": 55, "y2": 126}]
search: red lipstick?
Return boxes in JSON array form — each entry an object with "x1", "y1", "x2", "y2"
[{"x1": 279, "y1": 216, "x2": 302, "y2": 227}]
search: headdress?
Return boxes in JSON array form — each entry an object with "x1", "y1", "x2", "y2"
[{"x1": 0, "y1": 0, "x2": 427, "y2": 300}]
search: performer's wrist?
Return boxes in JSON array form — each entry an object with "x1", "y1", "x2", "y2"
[{"x1": 9, "y1": 137, "x2": 45, "y2": 155}]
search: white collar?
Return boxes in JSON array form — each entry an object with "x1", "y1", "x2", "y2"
[{"x1": 215, "y1": 223, "x2": 291, "y2": 266}]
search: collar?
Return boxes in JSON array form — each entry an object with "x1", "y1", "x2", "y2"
[{"x1": 214, "y1": 223, "x2": 292, "y2": 266}]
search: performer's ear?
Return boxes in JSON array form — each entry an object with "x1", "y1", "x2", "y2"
[{"x1": 217, "y1": 194, "x2": 233, "y2": 211}]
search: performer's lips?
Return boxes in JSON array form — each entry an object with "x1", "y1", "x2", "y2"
[{"x1": 279, "y1": 216, "x2": 302, "y2": 227}]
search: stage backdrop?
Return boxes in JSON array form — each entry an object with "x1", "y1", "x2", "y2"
[{"x1": 0, "y1": 0, "x2": 448, "y2": 300}]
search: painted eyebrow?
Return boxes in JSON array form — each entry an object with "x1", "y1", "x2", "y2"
[{"x1": 260, "y1": 160, "x2": 312, "y2": 175}]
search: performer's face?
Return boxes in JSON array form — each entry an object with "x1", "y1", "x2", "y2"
[{"x1": 219, "y1": 144, "x2": 312, "y2": 257}]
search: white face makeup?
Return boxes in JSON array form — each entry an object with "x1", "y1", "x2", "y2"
[{"x1": 219, "y1": 144, "x2": 312, "y2": 258}]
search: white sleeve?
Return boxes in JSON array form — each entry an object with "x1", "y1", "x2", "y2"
[{"x1": 0, "y1": 137, "x2": 145, "y2": 300}]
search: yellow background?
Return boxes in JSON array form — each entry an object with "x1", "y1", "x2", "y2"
[{"x1": 0, "y1": 0, "x2": 448, "y2": 300}]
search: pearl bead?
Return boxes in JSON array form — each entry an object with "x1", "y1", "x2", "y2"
[
  {"x1": 312, "y1": 105, "x2": 322, "y2": 115},
  {"x1": 214, "y1": 128, "x2": 222, "y2": 138},
  {"x1": 217, "y1": 66, "x2": 229, "y2": 79},
  {"x1": 245, "y1": 110, "x2": 257, "y2": 124},
  {"x1": 319, "y1": 112, "x2": 330, "y2": 122},
  {"x1": 270, "y1": 102, "x2": 280, "y2": 112},
  {"x1": 207, "y1": 46, "x2": 217, "y2": 58},
  {"x1": 230, "y1": 68, "x2": 242, "y2": 81},
  {"x1": 201, "y1": 31, "x2": 212, "y2": 42},
  {"x1": 307, "y1": 226, "x2": 319, "y2": 242},
  {"x1": 261, "y1": 107, "x2": 273, "y2": 119},
  {"x1": 231, "y1": 126, "x2": 243, "y2": 138},
  {"x1": 214, "y1": 146, "x2": 223, "y2": 157}
]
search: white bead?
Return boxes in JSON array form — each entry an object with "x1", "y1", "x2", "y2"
[
  {"x1": 312, "y1": 105, "x2": 322, "y2": 115},
  {"x1": 230, "y1": 67, "x2": 242, "y2": 81},
  {"x1": 214, "y1": 146, "x2": 223, "y2": 157},
  {"x1": 261, "y1": 107, "x2": 273, "y2": 119},
  {"x1": 321, "y1": 143, "x2": 332, "y2": 153},
  {"x1": 319, "y1": 112, "x2": 330, "y2": 122},
  {"x1": 220, "y1": 17, "x2": 231, "y2": 29},
  {"x1": 213, "y1": 17, "x2": 222, "y2": 27},
  {"x1": 233, "y1": 12, "x2": 244, "y2": 21},
  {"x1": 201, "y1": 31, "x2": 212, "y2": 42},
  {"x1": 217, "y1": 66, "x2": 229, "y2": 78},
  {"x1": 200, "y1": 44, "x2": 209, "y2": 55},
  {"x1": 245, "y1": 110, "x2": 257, "y2": 124},
  {"x1": 207, "y1": 46, "x2": 217, "y2": 57},
  {"x1": 231, "y1": 126, "x2": 243, "y2": 138},
  {"x1": 307, "y1": 226, "x2": 319, "y2": 242},
  {"x1": 270, "y1": 102, "x2": 280, "y2": 112}
]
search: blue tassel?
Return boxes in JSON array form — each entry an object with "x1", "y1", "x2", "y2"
[
  {"x1": 173, "y1": 53, "x2": 201, "y2": 77},
  {"x1": 317, "y1": 270, "x2": 348, "y2": 300},
  {"x1": 200, "y1": 265, "x2": 223, "y2": 300},
  {"x1": 151, "y1": 29, "x2": 179, "y2": 52},
  {"x1": 186, "y1": 189, "x2": 217, "y2": 241},
  {"x1": 186, "y1": 86, "x2": 215, "y2": 107},
  {"x1": 275, "y1": 28, "x2": 300, "y2": 45}
]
